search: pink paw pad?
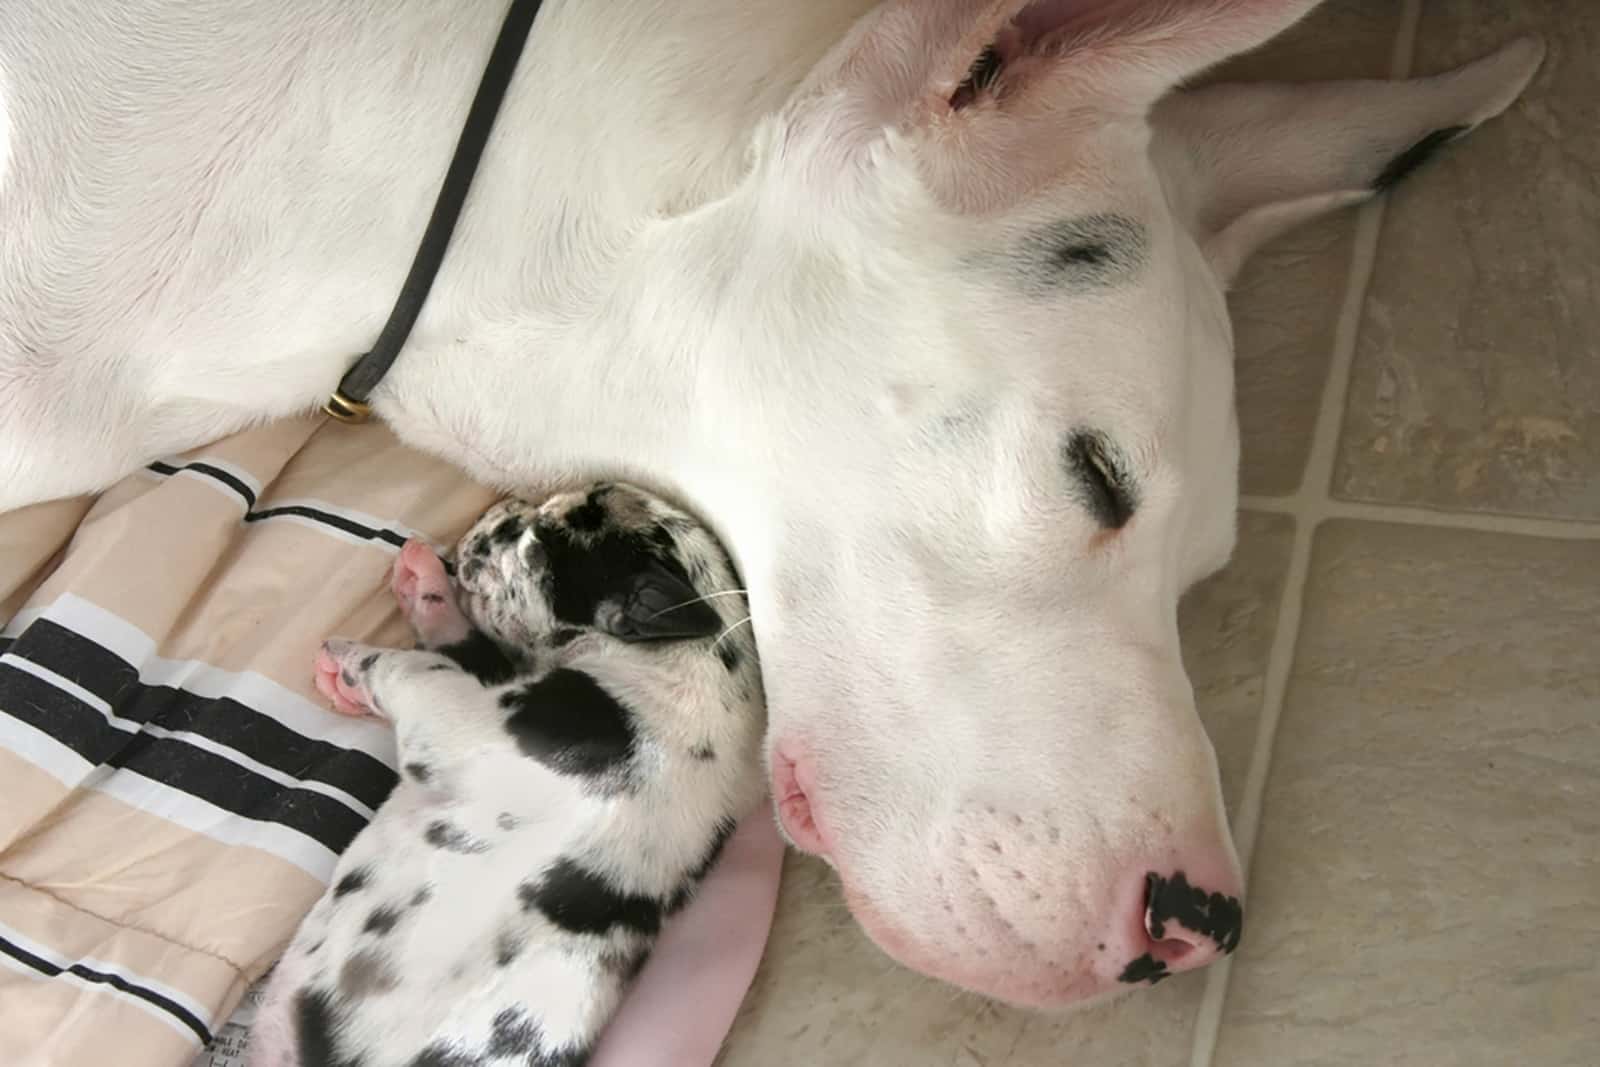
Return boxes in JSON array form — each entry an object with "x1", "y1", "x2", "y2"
[
  {"x1": 392, "y1": 540, "x2": 471, "y2": 648},
  {"x1": 313, "y1": 641, "x2": 381, "y2": 718}
]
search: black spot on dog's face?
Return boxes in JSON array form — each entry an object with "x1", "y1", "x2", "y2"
[
  {"x1": 518, "y1": 858, "x2": 662, "y2": 937},
  {"x1": 1011, "y1": 214, "x2": 1148, "y2": 294},
  {"x1": 424, "y1": 820, "x2": 490, "y2": 855},
  {"x1": 333, "y1": 867, "x2": 371, "y2": 899},
  {"x1": 1118, "y1": 952, "x2": 1171, "y2": 985},
  {"x1": 339, "y1": 670, "x2": 356, "y2": 688},
  {"x1": 499, "y1": 670, "x2": 637, "y2": 777},
  {"x1": 488, "y1": 1007, "x2": 541, "y2": 1058},
  {"x1": 404, "y1": 761, "x2": 432, "y2": 783},
  {"x1": 436, "y1": 629, "x2": 520, "y2": 685},
  {"x1": 1063, "y1": 430, "x2": 1137, "y2": 531},
  {"x1": 363, "y1": 905, "x2": 402, "y2": 936},
  {"x1": 359, "y1": 653, "x2": 379, "y2": 672},
  {"x1": 410, "y1": 884, "x2": 433, "y2": 908},
  {"x1": 689, "y1": 744, "x2": 715, "y2": 762},
  {"x1": 1144, "y1": 871, "x2": 1243, "y2": 955},
  {"x1": 1372, "y1": 125, "x2": 1470, "y2": 193},
  {"x1": 717, "y1": 642, "x2": 740, "y2": 672}
]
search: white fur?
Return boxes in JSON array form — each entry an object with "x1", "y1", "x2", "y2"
[{"x1": 0, "y1": 0, "x2": 1542, "y2": 1006}]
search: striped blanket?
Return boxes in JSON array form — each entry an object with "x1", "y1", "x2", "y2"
[{"x1": 0, "y1": 416, "x2": 783, "y2": 1066}]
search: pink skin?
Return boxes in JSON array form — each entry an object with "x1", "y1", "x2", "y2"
[
  {"x1": 313, "y1": 540, "x2": 468, "y2": 718},
  {"x1": 773, "y1": 742, "x2": 1238, "y2": 1003}
]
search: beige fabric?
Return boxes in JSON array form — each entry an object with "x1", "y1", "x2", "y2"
[{"x1": 0, "y1": 416, "x2": 499, "y2": 1064}]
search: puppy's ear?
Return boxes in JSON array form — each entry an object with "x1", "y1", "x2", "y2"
[{"x1": 605, "y1": 562, "x2": 724, "y2": 643}]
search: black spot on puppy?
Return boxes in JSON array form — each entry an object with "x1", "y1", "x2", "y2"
[
  {"x1": 600, "y1": 946, "x2": 651, "y2": 984},
  {"x1": 717, "y1": 642, "x2": 740, "y2": 671},
  {"x1": 499, "y1": 669, "x2": 637, "y2": 777},
  {"x1": 497, "y1": 812, "x2": 520, "y2": 831},
  {"x1": 1372, "y1": 125, "x2": 1469, "y2": 193},
  {"x1": 666, "y1": 817, "x2": 737, "y2": 913},
  {"x1": 404, "y1": 761, "x2": 432, "y2": 783},
  {"x1": 410, "y1": 884, "x2": 433, "y2": 908},
  {"x1": 359, "y1": 653, "x2": 379, "y2": 671},
  {"x1": 424, "y1": 821, "x2": 489, "y2": 855},
  {"x1": 488, "y1": 1007, "x2": 541, "y2": 1057},
  {"x1": 295, "y1": 987, "x2": 357, "y2": 1067},
  {"x1": 1118, "y1": 953, "x2": 1171, "y2": 986},
  {"x1": 564, "y1": 487, "x2": 611, "y2": 533},
  {"x1": 494, "y1": 929, "x2": 525, "y2": 967},
  {"x1": 518, "y1": 858, "x2": 662, "y2": 937},
  {"x1": 436, "y1": 629, "x2": 519, "y2": 685},
  {"x1": 489, "y1": 515, "x2": 524, "y2": 546},
  {"x1": 689, "y1": 744, "x2": 716, "y2": 762},
  {"x1": 332, "y1": 867, "x2": 371, "y2": 899},
  {"x1": 363, "y1": 905, "x2": 403, "y2": 936},
  {"x1": 338, "y1": 949, "x2": 399, "y2": 1000},
  {"x1": 550, "y1": 628, "x2": 581, "y2": 648},
  {"x1": 339, "y1": 670, "x2": 356, "y2": 687},
  {"x1": 1144, "y1": 871, "x2": 1243, "y2": 955},
  {"x1": 409, "y1": 1043, "x2": 483, "y2": 1067}
]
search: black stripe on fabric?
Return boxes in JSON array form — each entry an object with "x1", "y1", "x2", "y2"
[
  {"x1": 144, "y1": 462, "x2": 407, "y2": 548},
  {"x1": 244, "y1": 505, "x2": 408, "y2": 549},
  {"x1": 0, "y1": 661, "x2": 373, "y2": 855},
  {"x1": 143, "y1": 459, "x2": 256, "y2": 509},
  {"x1": 0, "y1": 933, "x2": 213, "y2": 1045},
  {"x1": 8, "y1": 619, "x2": 396, "y2": 810}
]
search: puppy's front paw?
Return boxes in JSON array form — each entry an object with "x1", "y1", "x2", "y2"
[
  {"x1": 314, "y1": 639, "x2": 386, "y2": 720},
  {"x1": 392, "y1": 540, "x2": 472, "y2": 649}
]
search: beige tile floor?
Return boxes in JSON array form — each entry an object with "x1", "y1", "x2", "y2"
[{"x1": 718, "y1": 1, "x2": 1599, "y2": 1063}]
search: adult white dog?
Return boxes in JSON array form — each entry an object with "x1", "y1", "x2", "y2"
[{"x1": 0, "y1": 0, "x2": 1540, "y2": 1007}]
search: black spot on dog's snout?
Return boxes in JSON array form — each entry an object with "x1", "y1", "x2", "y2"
[
  {"x1": 499, "y1": 669, "x2": 637, "y2": 777},
  {"x1": 404, "y1": 761, "x2": 432, "y2": 783},
  {"x1": 1118, "y1": 953, "x2": 1171, "y2": 986},
  {"x1": 1145, "y1": 871, "x2": 1244, "y2": 955},
  {"x1": 518, "y1": 858, "x2": 662, "y2": 937},
  {"x1": 1372, "y1": 125, "x2": 1470, "y2": 193}
]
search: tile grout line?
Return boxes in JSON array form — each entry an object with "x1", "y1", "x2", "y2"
[
  {"x1": 1239, "y1": 495, "x2": 1600, "y2": 541},
  {"x1": 1188, "y1": 3, "x2": 1426, "y2": 1065}
]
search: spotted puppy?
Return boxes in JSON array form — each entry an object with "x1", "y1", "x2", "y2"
[{"x1": 248, "y1": 483, "x2": 765, "y2": 1067}]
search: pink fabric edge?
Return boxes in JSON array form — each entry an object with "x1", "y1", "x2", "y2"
[{"x1": 588, "y1": 809, "x2": 786, "y2": 1066}]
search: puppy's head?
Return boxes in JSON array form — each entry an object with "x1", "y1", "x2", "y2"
[{"x1": 453, "y1": 482, "x2": 753, "y2": 674}]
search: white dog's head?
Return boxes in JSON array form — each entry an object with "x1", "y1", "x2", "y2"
[{"x1": 626, "y1": 0, "x2": 1540, "y2": 1007}]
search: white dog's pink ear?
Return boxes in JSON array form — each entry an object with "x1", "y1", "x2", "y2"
[
  {"x1": 1155, "y1": 36, "x2": 1545, "y2": 282},
  {"x1": 786, "y1": 0, "x2": 1323, "y2": 137},
  {"x1": 777, "y1": 0, "x2": 1325, "y2": 210}
]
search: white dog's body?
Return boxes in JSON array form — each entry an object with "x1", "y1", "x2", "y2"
[{"x1": 0, "y1": 0, "x2": 1541, "y2": 1007}]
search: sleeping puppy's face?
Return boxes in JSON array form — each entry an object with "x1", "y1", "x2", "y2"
[{"x1": 453, "y1": 483, "x2": 746, "y2": 658}]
